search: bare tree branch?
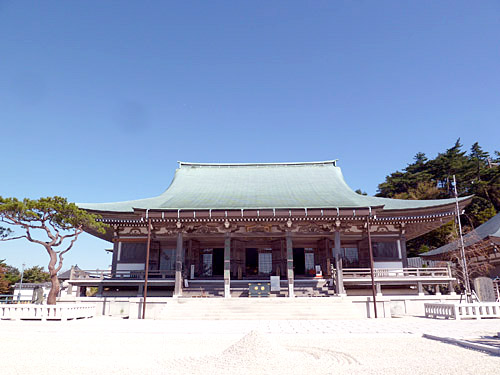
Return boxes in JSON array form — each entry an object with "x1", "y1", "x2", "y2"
[
  {"x1": 25, "y1": 227, "x2": 52, "y2": 247},
  {"x1": 54, "y1": 231, "x2": 78, "y2": 248},
  {"x1": 0, "y1": 235, "x2": 27, "y2": 241},
  {"x1": 55, "y1": 228, "x2": 82, "y2": 274}
]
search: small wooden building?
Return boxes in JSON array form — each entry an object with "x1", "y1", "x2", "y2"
[{"x1": 75, "y1": 160, "x2": 470, "y2": 297}]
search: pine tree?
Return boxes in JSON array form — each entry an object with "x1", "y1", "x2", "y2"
[{"x1": 376, "y1": 140, "x2": 499, "y2": 256}]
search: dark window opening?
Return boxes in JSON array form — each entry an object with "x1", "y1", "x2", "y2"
[
  {"x1": 212, "y1": 248, "x2": 224, "y2": 276},
  {"x1": 293, "y1": 248, "x2": 305, "y2": 275},
  {"x1": 246, "y1": 248, "x2": 258, "y2": 276},
  {"x1": 373, "y1": 241, "x2": 399, "y2": 259},
  {"x1": 120, "y1": 243, "x2": 146, "y2": 262}
]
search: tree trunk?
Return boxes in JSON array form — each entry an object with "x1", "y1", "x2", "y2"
[
  {"x1": 47, "y1": 272, "x2": 60, "y2": 305},
  {"x1": 46, "y1": 247, "x2": 59, "y2": 305}
]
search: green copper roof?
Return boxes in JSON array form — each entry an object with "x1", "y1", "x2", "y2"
[
  {"x1": 78, "y1": 161, "x2": 469, "y2": 212},
  {"x1": 422, "y1": 212, "x2": 500, "y2": 257}
]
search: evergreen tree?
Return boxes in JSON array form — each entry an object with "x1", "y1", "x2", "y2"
[
  {"x1": 0, "y1": 197, "x2": 107, "y2": 304},
  {"x1": 376, "y1": 140, "x2": 500, "y2": 256}
]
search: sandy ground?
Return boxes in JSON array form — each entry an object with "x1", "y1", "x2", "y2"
[{"x1": 1, "y1": 317, "x2": 499, "y2": 375}]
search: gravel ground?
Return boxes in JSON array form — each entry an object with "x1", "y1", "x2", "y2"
[{"x1": 1, "y1": 317, "x2": 499, "y2": 375}]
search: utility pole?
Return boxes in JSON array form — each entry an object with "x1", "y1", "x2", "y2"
[{"x1": 453, "y1": 175, "x2": 471, "y2": 303}]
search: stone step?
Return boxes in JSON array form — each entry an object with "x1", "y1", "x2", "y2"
[{"x1": 155, "y1": 298, "x2": 363, "y2": 320}]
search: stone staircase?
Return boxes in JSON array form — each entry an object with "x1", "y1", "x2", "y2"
[
  {"x1": 182, "y1": 281, "x2": 225, "y2": 298},
  {"x1": 294, "y1": 279, "x2": 336, "y2": 297},
  {"x1": 158, "y1": 297, "x2": 363, "y2": 320}
]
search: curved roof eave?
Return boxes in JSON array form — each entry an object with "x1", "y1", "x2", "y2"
[{"x1": 77, "y1": 161, "x2": 473, "y2": 215}]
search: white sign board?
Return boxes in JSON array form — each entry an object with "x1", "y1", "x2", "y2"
[
  {"x1": 270, "y1": 276, "x2": 281, "y2": 292},
  {"x1": 315, "y1": 265, "x2": 322, "y2": 277}
]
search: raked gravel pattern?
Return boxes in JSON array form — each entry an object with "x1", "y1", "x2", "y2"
[{"x1": 1, "y1": 317, "x2": 499, "y2": 375}]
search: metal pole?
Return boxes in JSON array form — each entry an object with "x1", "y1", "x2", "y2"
[
  {"x1": 453, "y1": 175, "x2": 472, "y2": 302},
  {"x1": 366, "y1": 218, "x2": 378, "y2": 318},
  {"x1": 142, "y1": 219, "x2": 152, "y2": 319},
  {"x1": 17, "y1": 263, "x2": 25, "y2": 303}
]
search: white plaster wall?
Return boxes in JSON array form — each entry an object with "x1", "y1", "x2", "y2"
[
  {"x1": 374, "y1": 261, "x2": 403, "y2": 269},
  {"x1": 12, "y1": 286, "x2": 50, "y2": 301},
  {"x1": 116, "y1": 263, "x2": 145, "y2": 271}
]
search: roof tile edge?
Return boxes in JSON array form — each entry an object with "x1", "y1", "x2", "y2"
[{"x1": 177, "y1": 160, "x2": 338, "y2": 168}]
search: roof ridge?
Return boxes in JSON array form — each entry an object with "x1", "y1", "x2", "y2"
[{"x1": 178, "y1": 160, "x2": 338, "y2": 168}]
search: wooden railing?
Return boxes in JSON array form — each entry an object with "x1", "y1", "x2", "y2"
[
  {"x1": 72, "y1": 269, "x2": 175, "y2": 280},
  {"x1": 342, "y1": 267, "x2": 451, "y2": 279}
]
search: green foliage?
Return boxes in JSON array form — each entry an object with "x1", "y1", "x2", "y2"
[
  {"x1": 0, "y1": 260, "x2": 20, "y2": 294},
  {"x1": 355, "y1": 189, "x2": 367, "y2": 195},
  {"x1": 23, "y1": 266, "x2": 50, "y2": 283},
  {"x1": 0, "y1": 226, "x2": 12, "y2": 239},
  {"x1": 0, "y1": 261, "x2": 51, "y2": 293},
  {"x1": 0, "y1": 267, "x2": 8, "y2": 294},
  {"x1": 0, "y1": 196, "x2": 108, "y2": 304},
  {"x1": 0, "y1": 196, "x2": 107, "y2": 235},
  {"x1": 376, "y1": 140, "x2": 500, "y2": 257}
]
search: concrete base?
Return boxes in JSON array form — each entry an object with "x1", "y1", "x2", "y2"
[
  {"x1": 59, "y1": 294, "x2": 463, "y2": 320},
  {"x1": 388, "y1": 295, "x2": 461, "y2": 317}
]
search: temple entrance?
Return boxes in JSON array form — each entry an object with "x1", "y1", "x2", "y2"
[
  {"x1": 212, "y1": 248, "x2": 224, "y2": 276},
  {"x1": 245, "y1": 248, "x2": 259, "y2": 276},
  {"x1": 293, "y1": 248, "x2": 305, "y2": 275}
]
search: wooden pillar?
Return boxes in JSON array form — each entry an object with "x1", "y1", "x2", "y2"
[
  {"x1": 224, "y1": 234, "x2": 231, "y2": 298},
  {"x1": 174, "y1": 232, "x2": 183, "y2": 297},
  {"x1": 280, "y1": 239, "x2": 286, "y2": 279},
  {"x1": 286, "y1": 232, "x2": 294, "y2": 298},
  {"x1": 272, "y1": 240, "x2": 281, "y2": 277},
  {"x1": 417, "y1": 282, "x2": 424, "y2": 296},
  {"x1": 399, "y1": 236, "x2": 408, "y2": 268},
  {"x1": 111, "y1": 241, "x2": 120, "y2": 277},
  {"x1": 142, "y1": 218, "x2": 152, "y2": 318},
  {"x1": 366, "y1": 218, "x2": 378, "y2": 318},
  {"x1": 187, "y1": 239, "x2": 193, "y2": 279},
  {"x1": 334, "y1": 231, "x2": 345, "y2": 295},
  {"x1": 192, "y1": 240, "x2": 200, "y2": 278},
  {"x1": 324, "y1": 238, "x2": 331, "y2": 277}
]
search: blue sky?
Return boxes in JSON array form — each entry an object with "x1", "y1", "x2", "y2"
[{"x1": 1, "y1": 1, "x2": 499, "y2": 271}]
